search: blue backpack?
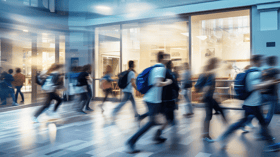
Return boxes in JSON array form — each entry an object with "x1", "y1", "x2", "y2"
[
  {"x1": 136, "y1": 64, "x2": 165, "y2": 94},
  {"x1": 234, "y1": 68, "x2": 259, "y2": 100}
]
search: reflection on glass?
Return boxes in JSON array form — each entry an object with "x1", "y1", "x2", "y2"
[{"x1": 95, "y1": 25, "x2": 121, "y2": 98}]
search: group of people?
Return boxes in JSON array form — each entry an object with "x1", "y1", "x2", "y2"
[
  {"x1": 0, "y1": 68, "x2": 25, "y2": 106},
  {"x1": 29, "y1": 51, "x2": 280, "y2": 153}
]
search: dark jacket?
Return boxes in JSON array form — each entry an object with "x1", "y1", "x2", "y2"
[{"x1": 162, "y1": 69, "x2": 180, "y2": 102}]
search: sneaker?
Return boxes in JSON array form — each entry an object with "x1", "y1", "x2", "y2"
[
  {"x1": 85, "y1": 107, "x2": 93, "y2": 111},
  {"x1": 125, "y1": 142, "x2": 140, "y2": 154},
  {"x1": 264, "y1": 143, "x2": 280, "y2": 152},
  {"x1": 154, "y1": 136, "x2": 167, "y2": 144},
  {"x1": 20, "y1": 101, "x2": 24, "y2": 104},
  {"x1": 33, "y1": 117, "x2": 39, "y2": 123},
  {"x1": 12, "y1": 103, "x2": 19, "y2": 106}
]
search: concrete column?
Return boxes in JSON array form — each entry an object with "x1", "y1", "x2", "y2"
[{"x1": 55, "y1": 35, "x2": 59, "y2": 64}]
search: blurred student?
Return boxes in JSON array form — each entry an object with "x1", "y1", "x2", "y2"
[
  {"x1": 33, "y1": 64, "x2": 64, "y2": 122},
  {"x1": 154, "y1": 60, "x2": 180, "y2": 142},
  {"x1": 2, "y1": 69, "x2": 18, "y2": 106},
  {"x1": 13, "y1": 68, "x2": 25, "y2": 104},
  {"x1": 76, "y1": 64, "x2": 93, "y2": 113},
  {"x1": 99, "y1": 65, "x2": 115, "y2": 113},
  {"x1": 112, "y1": 61, "x2": 139, "y2": 122},
  {"x1": 126, "y1": 52, "x2": 173, "y2": 153},
  {"x1": 195, "y1": 58, "x2": 227, "y2": 142},
  {"x1": 182, "y1": 63, "x2": 193, "y2": 117},
  {"x1": 85, "y1": 64, "x2": 93, "y2": 111},
  {"x1": 216, "y1": 55, "x2": 280, "y2": 152}
]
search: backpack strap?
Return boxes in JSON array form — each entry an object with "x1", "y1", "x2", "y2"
[{"x1": 244, "y1": 68, "x2": 260, "y2": 98}]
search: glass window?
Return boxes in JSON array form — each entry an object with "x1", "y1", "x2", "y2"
[
  {"x1": 59, "y1": 35, "x2": 65, "y2": 64},
  {"x1": 95, "y1": 25, "x2": 121, "y2": 98},
  {"x1": 191, "y1": 9, "x2": 250, "y2": 103},
  {"x1": 122, "y1": 20, "x2": 189, "y2": 97}
]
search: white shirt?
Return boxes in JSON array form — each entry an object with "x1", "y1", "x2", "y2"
[
  {"x1": 122, "y1": 71, "x2": 135, "y2": 93},
  {"x1": 243, "y1": 67, "x2": 262, "y2": 106},
  {"x1": 143, "y1": 63, "x2": 166, "y2": 104}
]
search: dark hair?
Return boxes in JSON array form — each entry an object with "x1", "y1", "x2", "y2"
[
  {"x1": 166, "y1": 60, "x2": 172, "y2": 70},
  {"x1": 266, "y1": 56, "x2": 277, "y2": 66},
  {"x1": 16, "y1": 68, "x2": 21, "y2": 73},
  {"x1": 83, "y1": 64, "x2": 91, "y2": 73},
  {"x1": 46, "y1": 63, "x2": 63, "y2": 75},
  {"x1": 206, "y1": 57, "x2": 219, "y2": 71},
  {"x1": 157, "y1": 51, "x2": 165, "y2": 62},
  {"x1": 251, "y1": 55, "x2": 263, "y2": 64},
  {"x1": 128, "y1": 61, "x2": 134, "y2": 69},
  {"x1": 8, "y1": 69, "x2": 13, "y2": 74}
]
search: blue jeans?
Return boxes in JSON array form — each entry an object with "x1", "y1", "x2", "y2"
[
  {"x1": 245, "y1": 94, "x2": 277, "y2": 125},
  {"x1": 112, "y1": 92, "x2": 138, "y2": 117},
  {"x1": 15, "y1": 86, "x2": 24, "y2": 103},
  {"x1": 220, "y1": 105, "x2": 273, "y2": 143},
  {"x1": 184, "y1": 89, "x2": 193, "y2": 114},
  {"x1": 128, "y1": 102, "x2": 161, "y2": 145}
]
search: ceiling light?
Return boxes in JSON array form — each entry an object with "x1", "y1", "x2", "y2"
[
  {"x1": 196, "y1": 36, "x2": 207, "y2": 40},
  {"x1": 23, "y1": 30, "x2": 29, "y2": 32},
  {"x1": 181, "y1": 33, "x2": 189, "y2": 36},
  {"x1": 95, "y1": 5, "x2": 113, "y2": 15}
]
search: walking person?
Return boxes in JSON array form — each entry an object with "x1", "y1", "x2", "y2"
[
  {"x1": 99, "y1": 65, "x2": 116, "y2": 113},
  {"x1": 126, "y1": 52, "x2": 173, "y2": 153},
  {"x1": 2, "y1": 69, "x2": 18, "y2": 106},
  {"x1": 153, "y1": 60, "x2": 180, "y2": 142},
  {"x1": 112, "y1": 61, "x2": 139, "y2": 122},
  {"x1": 182, "y1": 62, "x2": 193, "y2": 117},
  {"x1": 216, "y1": 55, "x2": 280, "y2": 152},
  {"x1": 13, "y1": 68, "x2": 25, "y2": 104},
  {"x1": 195, "y1": 58, "x2": 227, "y2": 142},
  {"x1": 76, "y1": 64, "x2": 93, "y2": 114},
  {"x1": 33, "y1": 64, "x2": 64, "y2": 122}
]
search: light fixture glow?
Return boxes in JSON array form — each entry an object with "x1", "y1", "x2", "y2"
[
  {"x1": 94, "y1": 5, "x2": 113, "y2": 15},
  {"x1": 181, "y1": 33, "x2": 189, "y2": 36},
  {"x1": 196, "y1": 36, "x2": 208, "y2": 40},
  {"x1": 23, "y1": 30, "x2": 29, "y2": 32}
]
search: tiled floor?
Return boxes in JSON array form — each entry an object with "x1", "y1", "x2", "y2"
[{"x1": 0, "y1": 99, "x2": 280, "y2": 157}]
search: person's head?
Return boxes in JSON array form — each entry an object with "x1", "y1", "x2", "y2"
[
  {"x1": 105, "y1": 65, "x2": 112, "y2": 74},
  {"x1": 251, "y1": 55, "x2": 263, "y2": 67},
  {"x1": 83, "y1": 64, "x2": 91, "y2": 73},
  {"x1": 16, "y1": 68, "x2": 21, "y2": 73},
  {"x1": 128, "y1": 61, "x2": 135, "y2": 69},
  {"x1": 166, "y1": 60, "x2": 173, "y2": 70},
  {"x1": 206, "y1": 57, "x2": 219, "y2": 71},
  {"x1": 266, "y1": 56, "x2": 278, "y2": 66},
  {"x1": 157, "y1": 51, "x2": 165, "y2": 63},
  {"x1": 184, "y1": 62, "x2": 190, "y2": 70},
  {"x1": 47, "y1": 63, "x2": 63, "y2": 74},
  {"x1": 8, "y1": 69, "x2": 13, "y2": 74}
]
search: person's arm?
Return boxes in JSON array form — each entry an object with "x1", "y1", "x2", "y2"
[
  {"x1": 131, "y1": 78, "x2": 137, "y2": 89},
  {"x1": 253, "y1": 79, "x2": 280, "y2": 90},
  {"x1": 154, "y1": 78, "x2": 173, "y2": 87}
]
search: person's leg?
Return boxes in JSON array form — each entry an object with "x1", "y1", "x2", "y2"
[
  {"x1": 129, "y1": 93, "x2": 139, "y2": 117},
  {"x1": 127, "y1": 102, "x2": 160, "y2": 147},
  {"x1": 184, "y1": 89, "x2": 193, "y2": 115},
  {"x1": 34, "y1": 93, "x2": 52, "y2": 118},
  {"x1": 19, "y1": 86, "x2": 24, "y2": 102},
  {"x1": 15, "y1": 86, "x2": 20, "y2": 103},
  {"x1": 265, "y1": 95, "x2": 277, "y2": 125},
  {"x1": 52, "y1": 93, "x2": 63, "y2": 112},
  {"x1": 9, "y1": 88, "x2": 17, "y2": 105},
  {"x1": 212, "y1": 99, "x2": 227, "y2": 123},
  {"x1": 203, "y1": 97, "x2": 214, "y2": 139},
  {"x1": 112, "y1": 92, "x2": 130, "y2": 118},
  {"x1": 85, "y1": 85, "x2": 92, "y2": 110}
]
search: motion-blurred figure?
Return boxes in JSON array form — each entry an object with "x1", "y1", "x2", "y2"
[
  {"x1": 2, "y1": 69, "x2": 18, "y2": 106},
  {"x1": 195, "y1": 58, "x2": 227, "y2": 142},
  {"x1": 76, "y1": 64, "x2": 93, "y2": 114},
  {"x1": 112, "y1": 61, "x2": 139, "y2": 123},
  {"x1": 216, "y1": 55, "x2": 280, "y2": 152},
  {"x1": 99, "y1": 65, "x2": 115, "y2": 113},
  {"x1": 182, "y1": 62, "x2": 193, "y2": 117},
  {"x1": 33, "y1": 64, "x2": 64, "y2": 122},
  {"x1": 126, "y1": 52, "x2": 173, "y2": 153},
  {"x1": 13, "y1": 68, "x2": 25, "y2": 104}
]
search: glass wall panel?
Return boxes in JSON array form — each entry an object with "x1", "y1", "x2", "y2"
[
  {"x1": 191, "y1": 9, "x2": 250, "y2": 103},
  {"x1": 122, "y1": 20, "x2": 189, "y2": 97},
  {"x1": 95, "y1": 25, "x2": 121, "y2": 98}
]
